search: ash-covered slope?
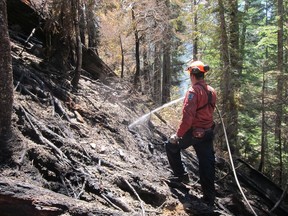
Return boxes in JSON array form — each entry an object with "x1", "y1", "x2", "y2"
[{"x1": 0, "y1": 38, "x2": 280, "y2": 216}]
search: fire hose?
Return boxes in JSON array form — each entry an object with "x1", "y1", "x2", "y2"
[{"x1": 216, "y1": 105, "x2": 258, "y2": 216}]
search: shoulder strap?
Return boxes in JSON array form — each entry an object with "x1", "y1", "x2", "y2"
[{"x1": 194, "y1": 83, "x2": 214, "y2": 111}]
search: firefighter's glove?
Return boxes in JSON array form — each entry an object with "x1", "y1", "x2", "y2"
[{"x1": 169, "y1": 134, "x2": 180, "y2": 144}]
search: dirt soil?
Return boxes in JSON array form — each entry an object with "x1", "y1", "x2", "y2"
[{"x1": 0, "y1": 39, "x2": 275, "y2": 216}]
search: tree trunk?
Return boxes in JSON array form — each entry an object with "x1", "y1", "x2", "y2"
[
  {"x1": 192, "y1": 0, "x2": 198, "y2": 60},
  {"x1": 259, "y1": 1, "x2": 270, "y2": 175},
  {"x1": 153, "y1": 44, "x2": 162, "y2": 104},
  {"x1": 162, "y1": 46, "x2": 171, "y2": 104},
  {"x1": 131, "y1": 7, "x2": 141, "y2": 89},
  {"x1": 87, "y1": 1, "x2": 98, "y2": 48},
  {"x1": 239, "y1": 0, "x2": 250, "y2": 74},
  {"x1": 120, "y1": 35, "x2": 124, "y2": 78},
  {"x1": 218, "y1": 0, "x2": 235, "y2": 152},
  {"x1": 79, "y1": 0, "x2": 88, "y2": 48},
  {"x1": 259, "y1": 66, "x2": 267, "y2": 172},
  {"x1": 275, "y1": 0, "x2": 284, "y2": 185},
  {"x1": 51, "y1": 1, "x2": 72, "y2": 72},
  {"x1": 161, "y1": 0, "x2": 172, "y2": 104},
  {"x1": 142, "y1": 37, "x2": 150, "y2": 94},
  {"x1": 0, "y1": 0, "x2": 14, "y2": 138},
  {"x1": 228, "y1": 0, "x2": 240, "y2": 151},
  {"x1": 71, "y1": 0, "x2": 83, "y2": 89}
]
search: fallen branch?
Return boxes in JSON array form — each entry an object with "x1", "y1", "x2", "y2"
[
  {"x1": 76, "y1": 178, "x2": 87, "y2": 199},
  {"x1": 100, "y1": 194, "x2": 123, "y2": 212},
  {"x1": 123, "y1": 178, "x2": 146, "y2": 216},
  {"x1": 103, "y1": 192, "x2": 133, "y2": 212},
  {"x1": 269, "y1": 182, "x2": 288, "y2": 213},
  {"x1": 154, "y1": 112, "x2": 167, "y2": 124},
  {"x1": 20, "y1": 105, "x2": 70, "y2": 165},
  {"x1": 52, "y1": 97, "x2": 71, "y2": 121},
  {"x1": 18, "y1": 28, "x2": 36, "y2": 56}
]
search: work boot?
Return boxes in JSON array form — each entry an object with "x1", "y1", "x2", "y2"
[{"x1": 167, "y1": 173, "x2": 190, "y2": 184}]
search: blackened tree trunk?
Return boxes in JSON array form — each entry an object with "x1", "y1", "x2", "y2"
[
  {"x1": 87, "y1": 1, "x2": 98, "y2": 48},
  {"x1": 79, "y1": 0, "x2": 87, "y2": 48},
  {"x1": 0, "y1": 0, "x2": 14, "y2": 138},
  {"x1": 162, "y1": 45, "x2": 171, "y2": 104},
  {"x1": 192, "y1": 0, "x2": 198, "y2": 60},
  {"x1": 71, "y1": 0, "x2": 83, "y2": 89},
  {"x1": 142, "y1": 37, "x2": 150, "y2": 93},
  {"x1": 153, "y1": 44, "x2": 162, "y2": 104},
  {"x1": 132, "y1": 7, "x2": 141, "y2": 88},
  {"x1": 50, "y1": 0, "x2": 72, "y2": 72},
  {"x1": 161, "y1": 0, "x2": 172, "y2": 104},
  {"x1": 120, "y1": 35, "x2": 124, "y2": 78}
]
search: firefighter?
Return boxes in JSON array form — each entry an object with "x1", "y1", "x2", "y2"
[{"x1": 166, "y1": 60, "x2": 217, "y2": 207}]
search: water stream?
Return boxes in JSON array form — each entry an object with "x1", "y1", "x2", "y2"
[
  {"x1": 128, "y1": 43, "x2": 191, "y2": 130},
  {"x1": 128, "y1": 96, "x2": 185, "y2": 129}
]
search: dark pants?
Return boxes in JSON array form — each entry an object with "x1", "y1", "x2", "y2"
[{"x1": 166, "y1": 129, "x2": 215, "y2": 203}]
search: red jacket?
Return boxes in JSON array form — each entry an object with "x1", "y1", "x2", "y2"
[{"x1": 176, "y1": 80, "x2": 216, "y2": 137}]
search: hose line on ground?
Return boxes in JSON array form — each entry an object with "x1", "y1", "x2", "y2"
[{"x1": 216, "y1": 106, "x2": 258, "y2": 216}]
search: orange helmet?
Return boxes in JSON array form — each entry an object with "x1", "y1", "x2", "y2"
[{"x1": 186, "y1": 61, "x2": 210, "y2": 74}]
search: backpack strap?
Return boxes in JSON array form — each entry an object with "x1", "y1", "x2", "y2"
[{"x1": 194, "y1": 83, "x2": 214, "y2": 111}]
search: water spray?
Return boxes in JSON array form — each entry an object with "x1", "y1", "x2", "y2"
[{"x1": 128, "y1": 96, "x2": 185, "y2": 129}]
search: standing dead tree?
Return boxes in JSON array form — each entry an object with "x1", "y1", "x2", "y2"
[{"x1": 0, "y1": 0, "x2": 14, "y2": 138}]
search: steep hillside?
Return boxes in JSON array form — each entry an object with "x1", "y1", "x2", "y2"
[{"x1": 0, "y1": 36, "x2": 286, "y2": 216}]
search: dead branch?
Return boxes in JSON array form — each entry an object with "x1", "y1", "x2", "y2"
[
  {"x1": 20, "y1": 105, "x2": 70, "y2": 165},
  {"x1": 19, "y1": 28, "x2": 36, "y2": 56},
  {"x1": 124, "y1": 178, "x2": 146, "y2": 216},
  {"x1": 104, "y1": 192, "x2": 133, "y2": 212},
  {"x1": 154, "y1": 112, "x2": 167, "y2": 124},
  {"x1": 16, "y1": 83, "x2": 41, "y2": 102},
  {"x1": 76, "y1": 178, "x2": 87, "y2": 199},
  {"x1": 114, "y1": 176, "x2": 166, "y2": 208},
  {"x1": 26, "y1": 110, "x2": 67, "y2": 142},
  {"x1": 60, "y1": 175, "x2": 72, "y2": 197},
  {"x1": 269, "y1": 182, "x2": 288, "y2": 213},
  {"x1": 52, "y1": 97, "x2": 71, "y2": 121},
  {"x1": 100, "y1": 194, "x2": 123, "y2": 212},
  {"x1": 65, "y1": 177, "x2": 77, "y2": 199}
]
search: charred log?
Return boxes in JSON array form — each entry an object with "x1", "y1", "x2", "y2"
[
  {"x1": 237, "y1": 159, "x2": 288, "y2": 215},
  {"x1": 0, "y1": 177, "x2": 124, "y2": 216}
]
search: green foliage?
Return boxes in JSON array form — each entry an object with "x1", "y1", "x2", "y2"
[
  {"x1": 255, "y1": 26, "x2": 278, "y2": 49},
  {"x1": 238, "y1": 113, "x2": 261, "y2": 153}
]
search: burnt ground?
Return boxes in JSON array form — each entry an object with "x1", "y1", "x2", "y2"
[{"x1": 0, "y1": 39, "x2": 281, "y2": 216}]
